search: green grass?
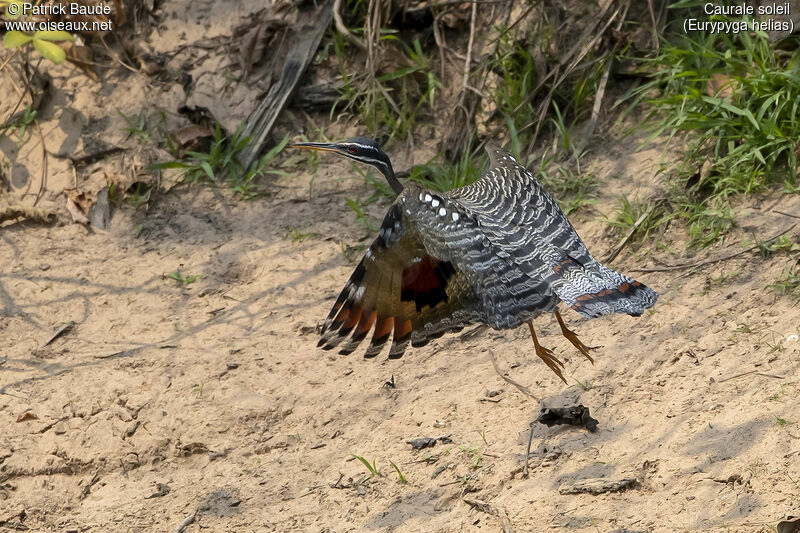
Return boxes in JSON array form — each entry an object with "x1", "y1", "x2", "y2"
[
  {"x1": 151, "y1": 123, "x2": 289, "y2": 199},
  {"x1": 333, "y1": 32, "x2": 439, "y2": 141},
  {"x1": 620, "y1": 18, "x2": 800, "y2": 246},
  {"x1": 752, "y1": 234, "x2": 800, "y2": 258},
  {"x1": 389, "y1": 460, "x2": 408, "y2": 484},
  {"x1": 0, "y1": 104, "x2": 37, "y2": 143},
  {"x1": 166, "y1": 271, "x2": 201, "y2": 286},
  {"x1": 407, "y1": 148, "x2": 483, "y2": 193},
  {"x1": 768, "y1": 269, "x2": 800, "y2": 302},
  {"x1": 490, "y1": 25, "x2": 606, "y2": 154},
  {"x1": 608, "y1": 195, "x2": 674, "y2": 243},
  {"x1": 286, "y1": 226, "x2": 313, "y2": 243},
  {"x1": 118, "y1": 109, "x2": 160, "y2": 144},
  {"x1": 351, "y1": 454, "x2": 380, "y2": 483}
]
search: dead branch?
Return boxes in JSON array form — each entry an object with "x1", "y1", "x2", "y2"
[
  {"x1": 629, "y1": 225, "x2": 796, "y2": 273},
  {"x1": 333, "y1": 0, "x2": 367, "y2": 51},
  {"x1": 0, "y1": 205, "x2": 57, "y2": 224},
  {"x1": 462, "y1": 493, "x2": 514, "y2": 533},
  {"x1": 489, "y1": 349, "x2": 539, "y2": 401}
]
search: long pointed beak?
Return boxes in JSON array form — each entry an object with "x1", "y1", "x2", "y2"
[{"x1": 289, "y1": 141, "x2": 340, "y2": 153}]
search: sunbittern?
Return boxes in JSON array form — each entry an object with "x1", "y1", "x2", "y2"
[{"x1": 291, "y1": 137, "x2": 657, "y2": 383}]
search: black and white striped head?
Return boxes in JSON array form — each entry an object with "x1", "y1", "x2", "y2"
[{"x1": 290, "y1": 136, "x2": 402, "y2": 194}]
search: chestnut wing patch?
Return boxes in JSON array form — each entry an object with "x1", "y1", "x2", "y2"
[
  {"x1": 401, "y1": 256, "x2": 456, "y2": 312},
  {"x1": 318, "y1": 190, "x2": 482, "y2": 359}
]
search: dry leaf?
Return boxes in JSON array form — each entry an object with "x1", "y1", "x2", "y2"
[
  {"x1": 64, "y1": 41, "x2": 98, "y2": 81},
  {"x1": 64, "y1": 188, "x2": 95, "y2": 224},
  {"x1": 169, "y1": 124, "x2": 213, "y2": 152},
  {"x1": 16, "y1": 412, "x2": 39, "y2": 423}
]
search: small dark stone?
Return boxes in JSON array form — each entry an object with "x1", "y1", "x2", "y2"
[
  {"x1": 536, "y1": 405, "x2": 599, "y2": 432},
  {"x1": 406, "y1": 437, "x2": 437, "y2": 450}
]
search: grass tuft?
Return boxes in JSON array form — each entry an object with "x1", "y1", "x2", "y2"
[{"x1": 620, "y1": 19, "x2": 800, "y2": 246}]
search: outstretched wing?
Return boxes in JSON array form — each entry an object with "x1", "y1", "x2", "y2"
[
  {"x1": 319, "y1": 185, "x2": 489, "y2": 359},
  {"x1": 451, "y1": 145, "x2": 657, "y2": 320}
]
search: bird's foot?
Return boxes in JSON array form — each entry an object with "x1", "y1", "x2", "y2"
[
  {"x1": 554, "y1": 309, "x2": 599, "y2": 364},
  {"x1": 535, "y1": 343, "x2": 567, "y2": 385},
  {"x1": 562, "y1": 329, "x2": 598, "y2": 364}
]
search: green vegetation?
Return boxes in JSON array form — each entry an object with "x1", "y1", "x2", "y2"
[
  {"x1": 325, "y1": 3, "x2": 800, "y2": 259},
  {"x1": 768, "y1": 269, "x2": 800, "y2": 302},
  {"x1": 151, "y1": 124, "x2": 289, "y2": 199},
  {"x1": 351, "y1": 454, "x2": 381, "y2": 483},
  {"x1": 0, "y1": 104, "x2": 37, "y2": 143},
  {"x1": 333, "y1": 33, "x2": 439, "y2": 140},
  {"x1": 2, "y1": 28, "x2": 74, "y2": 64},
  {"x1": 620, "y1": 15, "x2": 800, "y2": 246},
  {"x1": 388, "y1": 460, "x2": 408, "y2": 484},
  {"x1": 165, "y1": 271, "x2": 201, "y2": 286}
]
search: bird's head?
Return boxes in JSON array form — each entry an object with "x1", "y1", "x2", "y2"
[
  {"x1": 290, "y1": 136, "x2": 402, "y2": 194},
  {"x1": 291, "y1": 136, "x2": 390, "y2": 171}
]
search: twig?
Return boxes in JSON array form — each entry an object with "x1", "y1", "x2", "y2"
[
  {"x1": 523, "y1": 425, "x2": 537, "y2": 478},
  {"x1": 717, "y1": 370, "x2": 756, "y2": 383},
  {"x1": 489, "y1": 350, "x2": 539, "y2": 401},
  {"x1": 774, "y1": 209, "x2": 800, "y2": 220},
  {"x1": 647, "y1": 0, "x2": 660, "y2": 52},
  {"x1": 629, "y1": 225, "x2": 796, "y2": 273},
  {"x1": 42, "y1": 322, "x2": 74, "y2": 347},
  {"x1": 462, "y1": 494, "x2": 514, "y2": 533},
  {"x1": 577, "y1": 51, "x2": 614, "y2": 154},
  {"x1": 462, "y1": 0, "x2": 477, "y2": 94},
  {"x1": 33, "y1": 119, "x2": 48, "y2": 206},
  {"x1": 524, "y1": 3, "x2": 623, "y2": 155},
  {"x1": 333, "y1": 0, "x2": 366, "y2": 51},
  {"x1": 80, "y1": 469, "x2": 101, "y2": 500},
  {"x1": 175, "y1": 514, "x2": 195, "y2": 533},
  {"x1": 99, "y1": 35, "x2": 143, "y2": 75},
  {"x1": 756, "y1": 372, "x2": 785, "y2": 380},
  {"x1": 405, "y1": 0, "x2": 506, "y2": 13},
  {"x1": 0, "y1": 48, "x2": 20, "y2": 72},
  {"x1": 605, "y1": 204, "x2": 653, "y2": 263}
]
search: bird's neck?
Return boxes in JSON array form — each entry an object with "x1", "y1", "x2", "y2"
[{"x1": 382, "y1": 161, "x2": 403, "y2": 195}]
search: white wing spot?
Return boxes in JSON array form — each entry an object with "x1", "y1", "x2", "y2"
[
  {"x1": 431, "y1": 199, "x2": 440, "y2": 207},
  {"x1": 354, "y1": 286, "x2": 366, "y2": 300},
  {"x1": 424, "y1": 194, "x2": 432, "y2": 202},
  {"x1": 438, "y1": 207, "x2": 447, "y2": 217},
  {"x1": 451, "y1": 212, "x2": 459, "y2": 222},
  {"x1": 418, "y1": 192, "x2": 425, "y2": 201}
]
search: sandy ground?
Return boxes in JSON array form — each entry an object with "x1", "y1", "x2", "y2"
[
  {"x1": 2, "y1": 1, "x2": 800, "y2": 531},
  {"x1": 2, "y1": 135, "x2": 800, "y2": 532}
]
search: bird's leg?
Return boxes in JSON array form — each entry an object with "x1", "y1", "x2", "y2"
[
  {"x1": 554, "y1": 308, "x2": 596, "y2": 364},
  {"x1": 527, "y1": 321, "x2": 567, "y2": 384}
]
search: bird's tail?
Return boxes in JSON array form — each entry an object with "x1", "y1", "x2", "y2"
[{"x1": 554, "y1": 262, "x2": 658, "y2": 319}]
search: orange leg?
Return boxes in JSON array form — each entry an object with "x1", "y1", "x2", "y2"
[
  {"x1": 554, "y1": 308, "x2": 596, "y2": 364},
  {"x1": 528, "y1": 321, "x2": 567, "y2": 384}
]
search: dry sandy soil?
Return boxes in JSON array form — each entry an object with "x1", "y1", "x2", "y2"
[{"x1": 3, "y1": 2, "x2": 800, "y2": 532}]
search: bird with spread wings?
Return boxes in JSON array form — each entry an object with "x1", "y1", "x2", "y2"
[{"x1": 292, "y1": 137, "x2": 657, "y2": 383}]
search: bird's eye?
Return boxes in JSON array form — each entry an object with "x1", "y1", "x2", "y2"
[{"x1": 348, "y1": 146, "x2": 358, "y2": 154}]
